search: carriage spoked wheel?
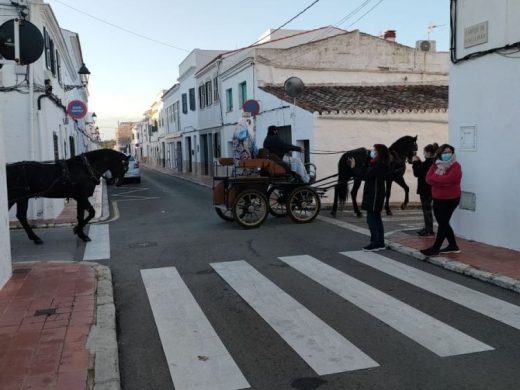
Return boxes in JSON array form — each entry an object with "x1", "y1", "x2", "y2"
[
  {"x1": 267, "y1": 187, "x2": 288, "y2": 217},
  {"x1": 215, "y1": 207, "x2": 234, "y2": 221},
  {"x1": 232, "y1": 190, "x2": 268, "y2": 228},
  {"x1": 287, "y1": 187, "x2": 321, "y2": 223}
]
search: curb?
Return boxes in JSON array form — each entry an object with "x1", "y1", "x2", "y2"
[
  {"x1": 86, "y1": 262, "x2": 121, "y2": 390},
  {"x1": 142, "y1": 164, "x2": 212, "y2": 188},
  {"x1": 386, "y1": 242, "x2": 520, "y2": 295}
]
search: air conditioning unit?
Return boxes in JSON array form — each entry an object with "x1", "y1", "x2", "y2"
[{"x1": 416, "y1": 40, "x2": 436, "y2": 52}]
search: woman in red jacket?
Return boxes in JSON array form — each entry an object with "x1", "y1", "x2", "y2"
[{"x1": 420, "y1": 144, "x2": 462, "y2": 256}]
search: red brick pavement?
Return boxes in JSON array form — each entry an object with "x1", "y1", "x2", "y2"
[
  {"x1": 389, "y1": 231, "x2": 520, "y2": 280},
  {"x1": 0, "y1": 263, "x2": 95, "y2": 390}
]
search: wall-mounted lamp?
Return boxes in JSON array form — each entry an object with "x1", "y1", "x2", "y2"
[{"x1": 64, "y1": 63, "x2": 91, "y2": 91}]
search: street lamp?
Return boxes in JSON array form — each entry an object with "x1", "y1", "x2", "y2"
[{"x1": 64, "y1": 63, "x2": 91, "y2": 91}]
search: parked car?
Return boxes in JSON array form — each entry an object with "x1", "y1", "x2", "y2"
[
  {"x1": 105, "y1": 155, "x2": 141, "y2": 184},
  {"x1": 124, "y1": 155, "x2": 141, "y2": 183}
]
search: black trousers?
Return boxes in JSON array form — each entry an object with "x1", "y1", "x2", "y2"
[
  {"x1": 420, "y1": 193, "x2": 434, "y2": 232},
  {"x1": 432, "y1": 197, "x2": 460, "y2": 249},
  {"x1": 366, "y1": 210, "x2": 384, "y2": 246}
]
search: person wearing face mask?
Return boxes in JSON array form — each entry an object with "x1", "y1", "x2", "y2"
[
  {"x1": 412, "y1": 143, "x2": 439, "y2": 236},
  {"x1": 420, "y1": 144, "x2": 462, "y2": 256},
  {"x1": 349, "y1": 144, "x2": 390, "y2": 251}
]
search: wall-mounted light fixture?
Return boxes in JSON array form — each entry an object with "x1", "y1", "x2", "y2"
[{"x1": 64, "y1": 63, "x2": 91, "y2": 91}]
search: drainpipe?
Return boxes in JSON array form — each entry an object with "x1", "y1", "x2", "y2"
[{"x1": 28, "y1": 63, "x2": 36, "y2": 160}]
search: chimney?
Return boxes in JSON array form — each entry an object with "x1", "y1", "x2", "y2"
[{"x1": 383, "y1": 30, "x2": 396, "y2": 42}]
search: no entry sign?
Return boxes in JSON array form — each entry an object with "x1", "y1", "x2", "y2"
[{"x1": 67, "y1": 100, "x2": 88, "y2": 119}]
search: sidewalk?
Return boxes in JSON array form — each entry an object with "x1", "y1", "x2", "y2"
[
  {"x1": 9, "y1": 181, "x2": 108, "y2": 230},
  {"x1": 0, "y1": 262, "x2": 118, "y2": 390}
]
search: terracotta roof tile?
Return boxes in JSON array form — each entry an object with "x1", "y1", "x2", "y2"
[{"x1": 260, "y1": 85, "x2": 448, "y2": 114}]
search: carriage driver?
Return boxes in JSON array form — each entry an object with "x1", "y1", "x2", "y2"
[{"x1": 263, "y1": 125, "x2": 310, "y2": 183}]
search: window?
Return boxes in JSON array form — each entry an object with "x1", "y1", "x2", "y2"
[
  {"x1": 238, "y1": 81, "x2": 247, "y2": 107},
  {"x1": 213, "y1": 77, "x2": 219, "y2": 103},
  {"x1": 49, "y1": 39, "x2": 56, "y2": 76},
  {"x1": 199, "y1": 85, "x2": 206, "y2": 109},
  {"x1": 226, "y1": 88, "x2": 233, "y2": 112},
  {"x1": 182, "y1": 93, "x2": 187, "y2": 114},
  {"x1": 44, "y1": 28, "x2": 51, "y2": 71},
  {"x1": 56, "y1": 51, "x2": 62, "y2": 85},
  {"x1": 53, "y1": 133, "x2": 59, "y2": 160},
  {"x1": 189, "y1": 88, "x2": 195, "y2": 111},
  {"x1": 205, "y1": 81, "x2": 212, "y2": 106}
]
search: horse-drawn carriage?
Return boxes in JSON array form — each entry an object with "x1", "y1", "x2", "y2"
[{"x1": 212, "y1": 151, "x2": 328, "y2": 228}]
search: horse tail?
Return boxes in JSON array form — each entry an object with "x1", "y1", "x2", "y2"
[{"x1": 336, "y1": 153, "x2": 351, "y2": 204}]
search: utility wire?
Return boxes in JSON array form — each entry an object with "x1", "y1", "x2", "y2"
[
  {"x1": 345, "y1": 0, "x2": 385, "y2": 29},
  {"x1": 247, "y1": 0, "x2": 321, "y2": 47},
  {"x1": 50, "y1": 0, "x2": 190, "y2": 52}
]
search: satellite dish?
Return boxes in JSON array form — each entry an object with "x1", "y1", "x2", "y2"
[
  {"x1": 0, "y1": 19, "x2": 44, "y2": 64},
  {"x1": 420, "y1": 40, "x2": 431, "y2": 52},
  {"x1": 284, "y1": 77, "x2": 305, "y2": 98}
]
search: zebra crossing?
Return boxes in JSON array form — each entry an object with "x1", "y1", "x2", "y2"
[{"x1": 141, "y1": 251, "x2": 520, "y2": 390}]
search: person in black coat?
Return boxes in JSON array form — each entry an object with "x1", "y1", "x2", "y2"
[
  {"x1": 263, "y1": 125, "x2": 309, "y2": 182},
  {"x1": 349, "y1": 144, "x2": 390, "y2": 251},
  {"x1": 412, "y1": 143, "x2": 438, "y2": 236}
]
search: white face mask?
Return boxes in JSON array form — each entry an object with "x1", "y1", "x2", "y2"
[{"x1": 370, "y1": 150, "x2": 377, "y2": 159}]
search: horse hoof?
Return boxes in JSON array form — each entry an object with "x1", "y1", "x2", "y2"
[
  {"x1": 73, "y1": 226, "x2": 78, "y2": 235},
  {"x1": 355, "y1": 213, "x2": 362, "y2": 218},
  {"x1": 33, "y1": 238, "x2": 43, "y2": 245},
  {"x1": 400, "y1": 204, "x2": 407, "y2": 210},
  {"x1": 330, "y1": 211, "x2": 337, "y2": 218},
  {"x1": 386, "y1": 210, "x2": 393, "y2": 216},
  {"x1": 80, "y1": 235, "x2": 91, "y2": 242}
]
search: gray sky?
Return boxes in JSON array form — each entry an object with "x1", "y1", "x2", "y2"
[{"x1": 47, "y1": 0, "x2": 450, "y2": 140}]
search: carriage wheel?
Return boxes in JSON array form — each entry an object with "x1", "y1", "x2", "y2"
[
  {"x1": 287, "y1": 187, "x2": 321, "y2": 223},
  {"x1": 215, "y1": 207, "x2": 234, "y2": 222},
  {"x1": 267, "y1": 187, "x2": 288, "y2": 217},
  {"x1": 232, "y1": 190, "x2": 268, "y2": 229}
]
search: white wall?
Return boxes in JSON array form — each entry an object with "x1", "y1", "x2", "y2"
[
  {"x1": 450, "y1": 0, "x2": 520, "y2": 250},
  {"x1": 314, "y1": 112, "x2": 448, "y2": 204},
  {"x1": 0, "y1": 111, "x2": 12, "y2": 289}
]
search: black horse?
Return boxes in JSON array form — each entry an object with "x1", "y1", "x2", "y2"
[
  {"x1": 7, "y1": 149, "x2": 129, "y2": 244},
  {"x1": 331, "y1": 135, "x2": 418, "y2": 218}
]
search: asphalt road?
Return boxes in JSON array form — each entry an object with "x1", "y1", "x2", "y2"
[{"x1": 9, "y1": 166, "x2": 520, "y2": 390}]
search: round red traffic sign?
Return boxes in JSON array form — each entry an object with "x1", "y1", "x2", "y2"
[
  {"x1": 67, "y1": 100, "x2": 88, "y2": 119},
  {"x1": 242, "y1": 99, "x2": 260, "y2": 116}
]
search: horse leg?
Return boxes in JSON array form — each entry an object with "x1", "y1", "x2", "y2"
[
  {"x1": 74, "y1": 198, "x2": 95, "y2": 242},
  {"x1": 394, "y1": 176, "x2": 410, "y2": 210},
  {"x1": 15, "y1": 199, "x2": 43, "y2": 244},
  {"x1": 330, "y1": 186, "x2": 338, "y2": 218},
  {"x1": 351, "y1": 179, "x2": 363, "y2": 218},
  {"x1": 385, "y1": 179, "x2": 393, "y2": 216}
]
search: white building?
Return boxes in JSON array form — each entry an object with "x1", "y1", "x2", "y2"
[
  {"x1": 0, "y1": 0, "x2": 96, "y2": 222},
  {"x1": 161, "y1": 83, "x2": 182, "y2": 170},
  {"x1": 197, "y1": 28, "x2": 449, "y2": 203},
  {"x1": 449, "y1": 0, "x2": 520, "y2": 251}
]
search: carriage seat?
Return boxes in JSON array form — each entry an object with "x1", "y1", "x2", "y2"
[{"x1": 237, "y1": 149, "x2": 289, "y2": 177}]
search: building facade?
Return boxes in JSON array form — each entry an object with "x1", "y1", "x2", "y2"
[
  {"x1": 449, "y1": 0, "x2": 520, "y2": 250},
  {"x1": 0, "y1": 0, "x2": 96, "y2": 221}
]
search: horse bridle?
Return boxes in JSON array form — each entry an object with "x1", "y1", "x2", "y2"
[{"x1": 81, "y1": 154, "x2": 127, "y2": 185}]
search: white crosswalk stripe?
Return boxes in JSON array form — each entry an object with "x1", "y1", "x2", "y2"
[
  {"x1": 211, "y1": 260, "x2": 379, "y2": 375},
  {"x1": 342, "y1": 250, "x2": 520, "y2": 330},
  {"x1": 280, "y1": 255, "x2": 493, "y2": 357},
  {"x1": 83, "y1": 224, "x2": 110, "y2": 260},
  {"x1": 141, "y1": 267, "x2": 250, "y2": 390},
  {"x1": 139, "y1": 253, "x2": 515, "y2": 386}
]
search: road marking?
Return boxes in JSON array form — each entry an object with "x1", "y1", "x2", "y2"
[
  {"x1": 83, "y1": 224, "x2": 110, "y2": 260},
  {"x1": 211, "y1": 260, "x2": 378, "y2": 375},
  {"x1": 318, "y1": 215, "x2": 370, "y2": 236},
  {"x1": 342, "y1": 250, "x2": 520, "y2": 331},
  {"x1": 141, "y1": 267, "x2": 250, "y2": 390},
  {"x1": 280, "y1": 255, "x2": 493, "y2": 357}
]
